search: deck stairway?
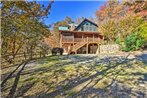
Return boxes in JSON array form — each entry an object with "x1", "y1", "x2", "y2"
[{"x1": 70, "y1": 39, "x2": 87, "y2": 54}]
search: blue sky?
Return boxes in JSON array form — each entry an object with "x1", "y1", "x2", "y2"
[{"x1": 38, "y1": 1, "x2": 106, "y2": 26}]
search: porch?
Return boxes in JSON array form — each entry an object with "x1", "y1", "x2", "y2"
[{"x1": 59, "y1": 30, "x2": 104, "y2": 54}]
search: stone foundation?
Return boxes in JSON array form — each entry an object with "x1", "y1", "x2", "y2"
[{"x1": 97, "y1": 44, "x2": 120, "y2": 54}]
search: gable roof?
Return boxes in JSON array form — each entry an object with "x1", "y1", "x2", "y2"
[{"x1": 74, "y1": 18, "x2": 98, "y2": 31}]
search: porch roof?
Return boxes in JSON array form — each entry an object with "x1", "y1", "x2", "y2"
[{"x1": 59, "y1": 30, "x2": 103, "y2": 35}]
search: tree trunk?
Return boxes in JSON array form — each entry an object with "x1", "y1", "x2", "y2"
[{"x1": 12, "y1": 34, "x2": 16, "y2": 64}]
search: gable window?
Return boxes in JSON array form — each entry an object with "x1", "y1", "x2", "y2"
[
  {"x1": 94, "y1": 27, "x2": 96, "y2": 31},
  {"x1": 83, "y1": 25, "x2": 86, "y2": 31},
  {"x1": 81, "y1": 27, "x2": 84, "y2": 31},
  {"x1": 90, "y1": 27, "x2": 92, "y2": 31},
  {"x1": 86, "y1": 26, "x2": 89, "y2": 31}
]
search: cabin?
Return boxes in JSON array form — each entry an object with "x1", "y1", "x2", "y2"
[{"x1": 59, "y1": 18, "x2": 104, "y2": 54}]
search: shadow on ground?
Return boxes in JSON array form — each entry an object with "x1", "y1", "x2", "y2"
[{"x1": 1, "y1": 54, "x2": 147, "y2": 98}]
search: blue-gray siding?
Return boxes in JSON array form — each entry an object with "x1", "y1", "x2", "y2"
[{"x1": 74, "y1": 21, "x2": 97, "y2": 32}]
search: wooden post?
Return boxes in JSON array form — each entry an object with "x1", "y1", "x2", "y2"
[
  {"x1": 73, "y1": 33, "x2": 74, "y2": 49},
  {"x1": 75, "y1": 50, "x2": 77, "y2": 54},
  {"x1": 60, "y1": 33, "x2": 62, "y2": 48},
  {"x1": 73, "y1": 33, "x2": 74, "y2": 42},
  {"x1": 86, "y1": 43, "x2": 88, "y2": 54},
  {"x1": 82, "y1": 33, "x2": 83, "y2": 40},
  {"x1": 93, "y1": 34, "x2": 94, "y2": 42},
  {"x1": 86, "y1": 37, "x2": 88, "y2": 54},
  {"x1": 93, "y1": 44, "x2": 94, "y2": 54}
]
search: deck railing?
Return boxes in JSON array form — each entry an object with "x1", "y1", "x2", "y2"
[
  {"x1": 62, "y1": 37, "x2": 73, "y2": 42},
  {"x1": 62, "y1": 37, "x2": 101, "y2": 43},
  {"x1": 74, "y1": 38, "x2": 83, "y2": 42}
]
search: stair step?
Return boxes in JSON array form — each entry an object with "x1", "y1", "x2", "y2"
[
  {"x1": 72, "y1": 42, "x2": 87, "y2": 52},
  {"x1": 68, "y1": 39, "x2": 88, "y2": 54}
]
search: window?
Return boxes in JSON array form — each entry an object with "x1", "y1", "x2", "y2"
[
  {"x1": 85, "y1": 26, "x2": 88, "y2": 31},
  {"x1": 94, "y1": 27, "x2": 96, "y2": 31},
  {"x1": 89, "y1": 27, "x2": 92, "y2": 31},
  {"x1": 81, "y1": 27, "x2": 84, "y2": 31}
]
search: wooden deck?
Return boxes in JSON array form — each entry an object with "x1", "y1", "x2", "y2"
[
  {"x1": 59, "y1": 30, "x2": 104, "y2": 54},
  {"x1": 62, "y1": 37, "x2": 102, "y2": 43}
]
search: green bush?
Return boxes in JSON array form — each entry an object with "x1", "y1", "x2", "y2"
[
  {"x1": 124, "y1": 33, "x2": 144, "y2": 51},
  {"x1": 115, "y1": 38, "x2": 125, "y2": 51},
  {"x1": 135, "y1": 22, "x2": 147, "y2": 41}
]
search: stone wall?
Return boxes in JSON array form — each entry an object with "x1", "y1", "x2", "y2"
[{"x1": 97, "y1": 44, "x2": 120, "y2": 54}]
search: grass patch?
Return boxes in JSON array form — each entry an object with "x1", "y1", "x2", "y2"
[{"x1": 1, "y1": 55, "x2": 147, "y2": 97}]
